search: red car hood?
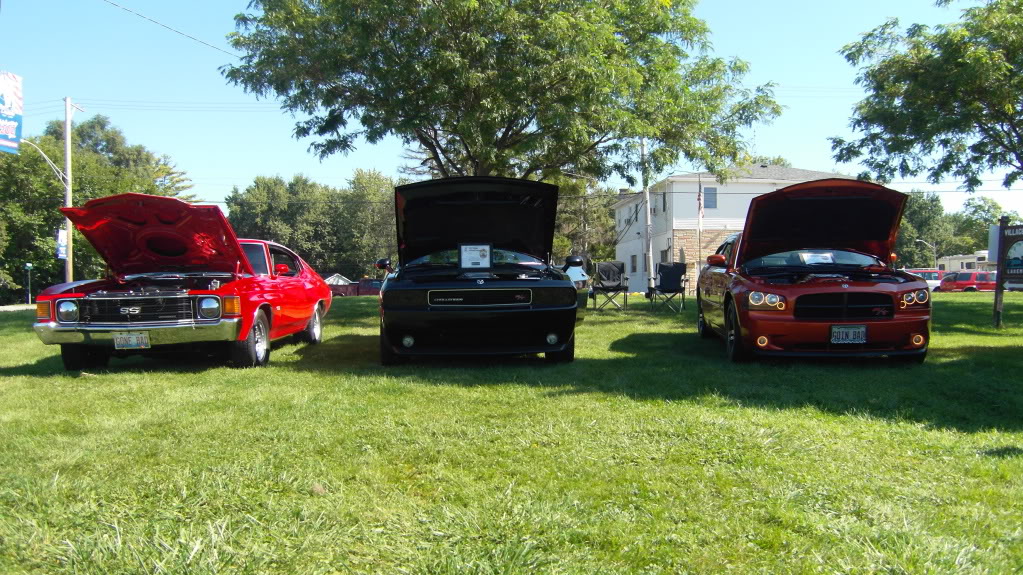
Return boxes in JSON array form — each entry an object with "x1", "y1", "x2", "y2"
[
  {"x1": 62, "y1": 193, "x2": 254, "y2": 277},
  {"x1": 735, "y1": 179, "x2": 908, "y2": 265}
]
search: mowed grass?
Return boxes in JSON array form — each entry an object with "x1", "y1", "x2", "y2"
[{"x1": 1, "y1": 293, "x2": 1022, "y2": 574}]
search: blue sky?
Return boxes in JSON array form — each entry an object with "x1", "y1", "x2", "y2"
[{"x1": 4, "y1": 0, "x2": 1022, "y2": 215}]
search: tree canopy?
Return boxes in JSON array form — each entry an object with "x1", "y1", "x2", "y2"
[
  {"x1": 224, "y1": 0, "x2": 780, "y2": 183},
  {"x1": 832, "y1": 0, "x2": 1023, "y2": 190}
]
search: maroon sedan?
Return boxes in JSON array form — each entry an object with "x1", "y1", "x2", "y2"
[
  {"x1": 33, "y1": 193, "x2": 331, "y2": 370},
  {"x1": 696, "y1": 179, "x2": 931, "y2": 363}
]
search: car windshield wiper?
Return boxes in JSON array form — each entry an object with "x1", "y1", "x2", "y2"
[{"x1": 743, "y1": 265, "x2": 811, "y2": 275}]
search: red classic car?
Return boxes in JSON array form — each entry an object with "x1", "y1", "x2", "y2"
[
  {"x1": 32, "y1": 193, "x2": 331, "y2": 370},
  {"x1": 696, "y1": 179, "x2": 931, "y2": 363}
]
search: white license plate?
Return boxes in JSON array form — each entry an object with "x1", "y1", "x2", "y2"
[
  {"x1": 831, "y1": 325, "x2": 866, "y2": 344},
  {"x1": 113, "y1": 331, "x2": 151, "y2": 350}
]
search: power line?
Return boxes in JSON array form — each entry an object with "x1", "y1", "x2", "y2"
[{"x1": 97, "y1": 0, "x2": 239, "y2": 58}]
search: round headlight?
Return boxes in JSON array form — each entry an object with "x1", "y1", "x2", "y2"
[
  {"x1": 749, "y1": 291, "x2": 765, "y2": 305},
  {"x1": 903, "y1": 292, "x2": 916, "y2": 305},
  {"x1": 56, "y1": 300, "x2": 79, "y2": 322},
  {"x1": 915, "y1": 289, "x2": 929, "y2": 304},
  {"x1": 765, "y1": 294, "x2": 781, "y2": 307},
  {"x1": 198, "y1": 297, "x2": 221, "y2": 319}
]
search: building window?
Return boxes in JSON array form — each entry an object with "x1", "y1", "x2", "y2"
[
  {"x1": 662, "y1": 190, "x2": 667, "y2": 212},
  {"x1": 704, "y1": 186, "x2": 718, "y2": 209},
  {"x1": 978, "y1": 256, "x2": 986, "y2": 262},
  {"x1": 630, "y1": 255, "x2": 637, "y2": 273},
  {"x1": 660, "y1": 249, "x2": 669, "y2": 263},
  {"x1": 965, "y1": 261, "x2": 976, "y2": 269},
  {"x1": 938, "y1": 264, "x2": 945, "y2": 270},
  {"x1": 643, "y1": 257, "x2": 648, "y2": 272}
]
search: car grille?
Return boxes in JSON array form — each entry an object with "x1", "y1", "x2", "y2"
[
  {"x1": 428, "y1": 289, "x2": 532, "y2": 306},
  {"x1": 82, "y1": 296, "x2": 195, "y2": 324},
  {"x1": 793, "y1": 293, "x2": 895, "y2": 320}
]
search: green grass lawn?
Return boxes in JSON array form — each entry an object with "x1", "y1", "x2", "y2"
[{"x1": 1, "y1": 293, "x2": 1022, "y2": 574}]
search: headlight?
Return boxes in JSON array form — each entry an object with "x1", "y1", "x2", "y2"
[
  {"x1": 198, "y1": 297, "x2": 221, "y2": 319},
  {"x1": 56, "y1": 300, "x2": 79, "y2": 323},
  {"x1": 748, "y1": 291, "x2": 786, "y2": 310},
  {"x1": 903, "y1": 292, "x2": 916, "y2": 305},
  {"x1": 915, "y1": 289, "x2": 929, "y2": 304}
]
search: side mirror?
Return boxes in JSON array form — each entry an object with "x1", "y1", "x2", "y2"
[
  {"x1": 706, "y1": 254, "x2": 727, "y2": 266},
  {"x1": 274, "y1": 263, "x2": 291, "y2": 275},
  {"x1": 565, "y1": 255, "x2": 584, "y2": 268},
  {"x1": 375, "y1": 258, "x2": 392, "y2": 272}
]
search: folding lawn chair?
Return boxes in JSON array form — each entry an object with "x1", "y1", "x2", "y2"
[
  {"x1": 591, "y1": 261, "x2": 628, "y2": 310},
  {"x1": 650, "y1": 262, "x2": 687, "y2": 312}
]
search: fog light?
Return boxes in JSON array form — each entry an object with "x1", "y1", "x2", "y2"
[
  {"x1": 546, "y1": 333, "x2": 558, "y2": 345},
  {"x1": 756, "y1": 336, "x2": 769, "y2": 347},
  {"x1": 911, "y1": 334, "x2": 925, "y2": 346},
  {"x1": 402, "y1": 335, "x2": 415, "y2": 348}
]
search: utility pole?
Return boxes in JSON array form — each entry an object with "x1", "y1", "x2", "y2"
[
  {"x1": 63, "y1": 97, "x2": 75, "y2": 283},
  {"x1": 641, "y1": 138, "x2": 654, "y2": 296}
]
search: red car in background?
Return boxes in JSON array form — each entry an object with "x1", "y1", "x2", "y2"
[
  {"x1": 938, "y1": 270, "x2": 997, "y2": 292},
  {"x1": 33, "y1": 193, "x2": 331, "y2": 370},
  {"x1": 697, "y1": 179, "x2": 931, "y2": 363}
]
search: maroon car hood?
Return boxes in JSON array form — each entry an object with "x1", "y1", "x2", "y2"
[
  {"x1": 735, "y1": 179, "x2": 908, "y2": 265},
  {"x1": 62, "y1": 193, "x2": 254, "y2": 277}
]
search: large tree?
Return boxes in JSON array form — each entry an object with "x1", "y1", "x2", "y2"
[
  {"x1": 832, "y1": 0, "x2": 1023, "y2": 190},
  {"x1": 224, "y1": 0, "x2": 780, "y2": 182}
]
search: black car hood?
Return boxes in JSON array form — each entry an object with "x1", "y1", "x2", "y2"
[
  {"x1": 735, "y1": 178, "x2": 908, "y2": 265},
  {"x1": 394, "y1": 177, "x2": 559, "y2": 265}
]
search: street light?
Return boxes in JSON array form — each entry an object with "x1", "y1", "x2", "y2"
[
  {"x1": 915, "y1": 239, "x2": 937, "y2": 269},
  {"x1": 24, "y1": 262, "x2": 33, "y2": 304}
]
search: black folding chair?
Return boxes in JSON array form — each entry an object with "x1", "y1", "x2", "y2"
[
  {"x1": 650, "y1": 262, "x2": 687, "y2": 312},
  {"x1": 591, "y1": 261, "x2": 628, "y2": 310}
]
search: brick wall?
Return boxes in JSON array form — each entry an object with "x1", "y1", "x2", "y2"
[{"x1": 672, "y1": 228, "x2": 736, "y2": 294}]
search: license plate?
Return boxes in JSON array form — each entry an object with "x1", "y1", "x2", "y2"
[
  {"x1": 831, "y1": 324, "x2": 866, "y2": 344},
  {"x1": 113, "y1": 331, "x2": 151, "y2": 350}
]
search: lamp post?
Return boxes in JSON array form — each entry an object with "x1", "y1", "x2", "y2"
[
  {"x1": 24, "y1": 262, "x2": 33, "y2": 304},
  {"x1": 915, "y1": 239, "x2": 937, "y2": 269}
]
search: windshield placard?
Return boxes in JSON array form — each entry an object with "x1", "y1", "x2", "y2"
[{"x1": 459, "y1": 244, "x2": 492, "y2": 270}]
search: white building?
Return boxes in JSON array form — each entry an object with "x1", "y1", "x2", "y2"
[{"x1": 613, "y1": 165, "x2": 845, "y2": 292}]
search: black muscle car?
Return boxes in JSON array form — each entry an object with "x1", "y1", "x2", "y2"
[{"x1": 376, "y1": 176, "x2": 586, "y2": 364}]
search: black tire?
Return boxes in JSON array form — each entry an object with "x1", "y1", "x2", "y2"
[
  {"x1": 232, "y1": 309, "x2": 271, "y2": 367},
  {"x1": 60, "y1": 344, "x2": 110, "y2": 371},
  {"x1": 379, "y1": 323, "x2": 403, "y2": 366},
  {"x1": 696, "y1": 297, "x2": 714, "y2": 339},
  {"x1": 724, "y1": 302, "x2": 749, "y2": 363},
  {"x1": 545, "y1": 335, "x2": 575, "y2": 363},
  {"x1": 964, "y1": 287, "x2": 978, "y2": 292},
  {"x1": 300, "y1": 305, "x2": 323, "y2": 344}
]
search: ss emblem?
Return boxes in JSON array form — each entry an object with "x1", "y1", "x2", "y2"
[
  {"x1": 120, "y1": 306, "x2": 142, "y2": 315},
  {"x1": 477, "y1": 279, "x2": 485, "y2": 285}
]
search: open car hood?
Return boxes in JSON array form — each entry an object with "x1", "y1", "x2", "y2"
[
  {"x1": 735, "y1": 179, "x2": 908, "y2": 265},
  {"x1": 62, "y1": 193, "x2": 254, "y2": 277},
  {"x1": 395, "y1": 177, "x2": 559, "y2": 265}
]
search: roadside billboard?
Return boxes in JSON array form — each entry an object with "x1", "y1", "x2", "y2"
[{"x1": 0, "y1": 71, "x2": 24, "y2": 154}]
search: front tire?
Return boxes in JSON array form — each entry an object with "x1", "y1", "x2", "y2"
[
  {"x1": 724, "y1": 302, "x2": 749, "y2": 363},
  {"x1": 545, "y1": 335, "x2": 575, "y2": 363},
  {"x1": 60, "y1": 344, "x2": 110, "y2": 371},
  {"x1": 232, "y1": 310, "x2": 270, "y2": 367}
]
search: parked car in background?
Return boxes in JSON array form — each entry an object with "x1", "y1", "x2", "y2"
[
  {"x1": 938, "y1": 270, "x2": 997, "y2": 292},
  {"x1": 33, "y1": 193, "x2": 331, "y2": 370},
  {"x1": 376, "y1": 176, "x2": 587, "y2": 364},
  {"x1": 905, "y1": 269, "x2": 945, "y2": 291},
  {"x1": 697, "y1": 179, "x2": 930, "y2": 363}
]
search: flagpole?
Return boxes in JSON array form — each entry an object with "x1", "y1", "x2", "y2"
[{"x1": 697, "y1": 173, "x2": 703, "y2": 289}]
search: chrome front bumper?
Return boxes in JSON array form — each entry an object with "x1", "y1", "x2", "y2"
[{"x1": 33, "y1": 318, "x2": 242, "y2": 346}]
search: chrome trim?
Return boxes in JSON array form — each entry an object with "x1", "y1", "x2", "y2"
[{"x1": 33, "y1": 318, "x2": 242, "y2": 346}]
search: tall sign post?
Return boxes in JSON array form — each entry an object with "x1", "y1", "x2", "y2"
[
  {"x1": 63, "y1": 97, "x2": 75, "y2": 283},
  {"x1": 995, "y1": 215, "x2": 1023, "y2": 328}
]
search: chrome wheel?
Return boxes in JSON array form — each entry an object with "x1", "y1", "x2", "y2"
[
  {"x1": 253, "y1": 319, "x2": 268, "y2": 361},
  {"x1": 310, "y1": 308, "x2": 322, "y2": 341}
]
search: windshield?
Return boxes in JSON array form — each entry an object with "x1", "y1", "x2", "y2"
[
  {"x1": 744, "y1": 249, "x2": 884, "y2": 271},
  {"x1": 406, "y1": 249, "x2": 545, "y2": 268}
]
